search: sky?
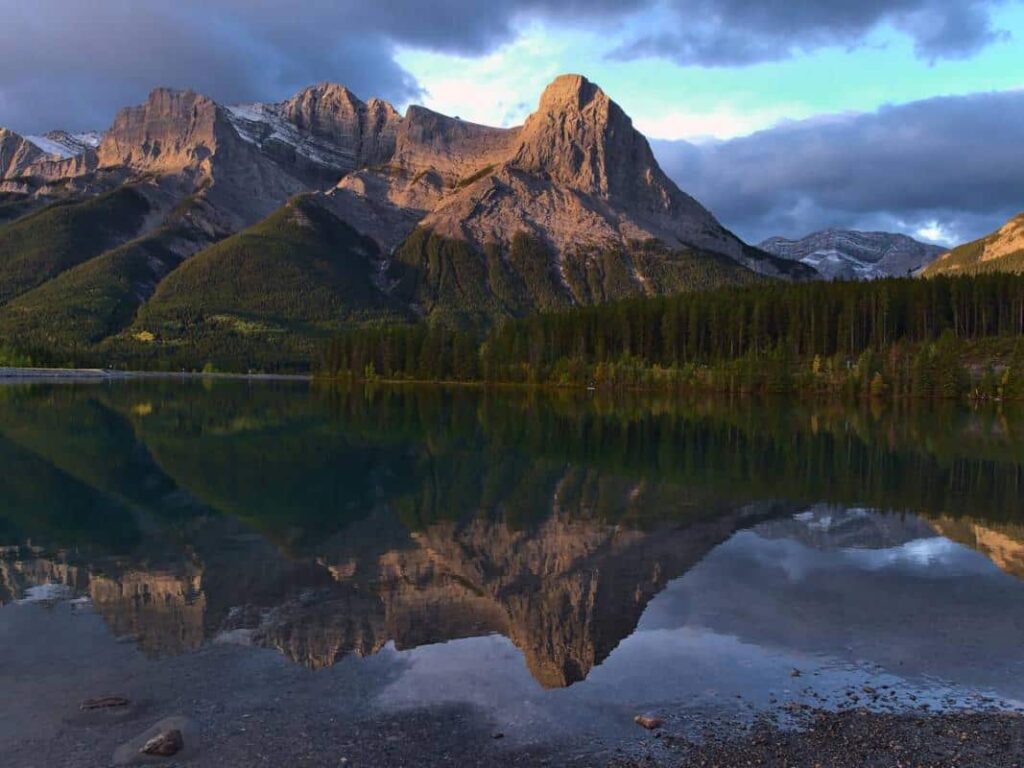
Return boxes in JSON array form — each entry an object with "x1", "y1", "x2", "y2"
[{"x1": 1, "y1": 0, "x2": 1022, "y2": 245}]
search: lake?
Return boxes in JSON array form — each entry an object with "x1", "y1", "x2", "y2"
[{"x1": 2, "y1": 381, "x2": 1024, "y2": 766}]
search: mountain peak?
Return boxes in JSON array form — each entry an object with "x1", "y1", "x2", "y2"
[
  {"x1": 537, "y1": 74, "x2": 603, "y2": 111},
  {"x1": 285, "y1": 82, "x2": 365, "y2": 116},
  {"x1": 513, "y1": 75, "x2": 639, "y2": 199},
  {"x1": 295, "y1": 81, "x2": 360, "y2": 99},
  {"x1": 145, "y1": 87, "x2": 212, "y2": 106},
  {"x1": 98, "y1": 88, "x2": 223, "y2": 173},
  {"x1": 277, "y1": 83, "x2": 400, "y2": 169},
  {"x1": 0, "y1": 127, "x2": 44, "y2": 179}
]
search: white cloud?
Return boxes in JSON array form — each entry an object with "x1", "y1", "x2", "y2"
[
  {"x1": 400, "y1": 31, "x2": 813, "y2": 142},
  {"x1": 394, "y1": 26, "x2": 569, "y2": 127},
  {"x1": 634, "y1": 105, "x2": 813, "y2": 142},
  {"x1": 914, "y1": 221, "x2": 956, "y2": 246}
]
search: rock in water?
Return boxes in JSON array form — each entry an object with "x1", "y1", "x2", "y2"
[
  {"x1": 634, "y1": 714, "x2": 664, "y2": 730},
  {"x1": 140, "y1": 729, "x2": 184, "y2": 757}
]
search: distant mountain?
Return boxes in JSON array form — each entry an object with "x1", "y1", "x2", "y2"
[
  {"x1": 759, "y1": 229, "x2": 945, "y2": 280},
  {"x1": 0, "y1": 74, "x2": 814, "y2": 366},
  {"x1": 923, "y1": 213, "x2": 1024, "y2": 276}
]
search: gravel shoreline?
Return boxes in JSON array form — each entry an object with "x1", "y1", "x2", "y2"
[
  {"x1": 2, "y1": 604, "x2": 1022, "y2": 767},
  {"x1": 612, "y1": 709, "x2": 1024, "y2": 768},
  {"x1": 12, "y1": 707, "x2": 1019, "y2": 767}
]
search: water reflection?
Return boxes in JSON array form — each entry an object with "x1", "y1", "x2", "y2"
[{"x1": 1, "y1": 383, "x2": 1023, "y2": 696}]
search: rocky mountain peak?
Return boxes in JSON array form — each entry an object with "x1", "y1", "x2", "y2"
[
  {"x1": 366, "y1": 96, "x2": 400, "y2": 116},
  {"x1": 0, "y1": 127, "x2": 43, "y2": 179},
  {"x1": 284, "y1": 83, "x2": 367, "y2": 135},
  {"x1": 98, "y1": 87, "x2": 224, "y2": 173},
  {"x1": 536, "y1": 73, "x2": 604, "y2": 112},
  {"x1": 513, "y1": 73, "x2": 642, "y2": 199},
  {"x1": 507, "y1": 72, "x2": 725, "y2": 241},
  {"x1": 273, "y1": 83, "x2": 401, "y2": 171}
]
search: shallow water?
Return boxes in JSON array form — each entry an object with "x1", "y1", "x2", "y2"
[{"x1": 1, "y1": 382, "x2": 1024, "y2": 761}]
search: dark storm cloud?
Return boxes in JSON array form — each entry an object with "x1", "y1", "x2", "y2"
[
  {"x1": 1, "y1": 0, "x2": 1012, "y2": 133},
  {"x1": 613, "y1": 0, "x2": 1013, "y2": 66},
  {"x1": 652, "y1": 89, "x2": 1024, "y2": 245},
  {"x1": 0, "y1": 0, "x2": 636, "y2": 134}
]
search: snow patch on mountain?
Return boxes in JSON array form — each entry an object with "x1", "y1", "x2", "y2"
[
  {"x1": 225, "y1": 102, "x2": 356, "y2": 171},
  {"x1": 759, "y1": 229, "x2": 945, "y2": 280},
  {"x1": 25, "y1": 130, "x2": 102, "y2": 159}
]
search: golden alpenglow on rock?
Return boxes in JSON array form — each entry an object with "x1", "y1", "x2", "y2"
[{"x1": 2, "y1": 3, "x2": 1024, "y2": 763}]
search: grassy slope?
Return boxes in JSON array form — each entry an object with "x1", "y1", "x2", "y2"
[
  {"x1": 573, "y1": 239, "x2": 762, "y2": 300},
  {"x1": 138, "y1": 195, "x2": 399, "y2": 329},
  {"x1": 924, "y1": 214, "x2": 1024, "y2": 276},
  {"x1": 0, "y1": 189, "x2": 759, "y2": 369},
  {"x1": 0, "y1": 192, "x2": 45, "y2": 226},
  {"x1": 391, "y1": 228, "x2": 762, "y2": 327},
  {"x1": 95, "y1": 196, "x2": 405, "y2": 370},
  {"x1": 0, "y1": 218, "x2": 205, "y2": 351},
  {"x1": 0, "y1": 186, "x2": 151, "y2": 305}
]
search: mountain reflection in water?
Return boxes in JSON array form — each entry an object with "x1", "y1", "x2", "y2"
[{"x1": 1, "y1": 382, "x2": 1023, "y2": 692}]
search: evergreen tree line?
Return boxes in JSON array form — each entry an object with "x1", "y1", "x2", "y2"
[{"x1": 321, "y1": 274, "x2": 1024, "y2": 398}]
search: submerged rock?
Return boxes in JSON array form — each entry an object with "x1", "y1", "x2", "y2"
[
  {"x1": 140, "y1": 728, "x2": 184, "y2": 756},
  {"x1": 81, "y1": 695, "x2": 130, "y2": 710},
  {"x1": 113, "y1": 716, "x2": 195, "y2": 765}
]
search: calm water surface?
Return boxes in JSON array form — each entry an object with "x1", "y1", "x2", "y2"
[{"x1": 2, "y1": 382, "x2": 1024, "y2": 761}]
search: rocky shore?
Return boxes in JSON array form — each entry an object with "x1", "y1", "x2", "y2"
[
  {"x1": 613, "y1": 709, "x2": 1024, "y2": 768},
  {"x1": 11, "y1": 703, "x2": 1021, "y2": 767},
  {"x1": 1, "y1": 601, "x2": 1022, "y2": 767}
]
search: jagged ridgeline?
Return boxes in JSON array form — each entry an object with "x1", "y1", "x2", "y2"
[
  {"x1": 0, "y1": 75, "x2": 812, "y2": 370},
  {"x1": 759, "y1": 229, "x2": 946, "y2": 280}
]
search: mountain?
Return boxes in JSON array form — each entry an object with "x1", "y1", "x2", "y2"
[
  {"x1": 0, "y1": 186, "x2": 154, "y2": 305},
  {"x1": 136, "y1": 194, "x2": 405, "y2": 332},
  {"x1": 758, "y1": 229, "x2": 946, "y2": 280},
  {"x1": 923, "y1": 213, "x2": 1024, "y2": 276},
  {"x1": 0, "y1": 75, "x2": 814, "y2": 368},
  {"x1": 413, "y1": 76, "x2": 778, "y2": 271},
  {"x1": 0, "y1": 128, "x2": 43, "y2": 179}
]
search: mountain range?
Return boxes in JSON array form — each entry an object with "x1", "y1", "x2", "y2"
[
  {"x1": 0, "y1": 74, "x2": 816, "y2": 367},
  {"x1": 3, "y1": 73, "x2": 1019, "y2": 369},
  {"x1": 759, "y1": 229, "x2": 946, "y2": 280}
]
